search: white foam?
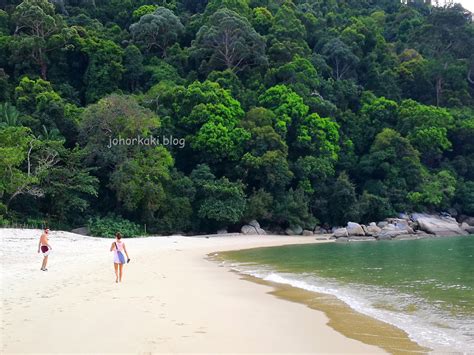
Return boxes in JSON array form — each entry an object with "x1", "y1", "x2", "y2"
[{"x1": 226, "y1": 262, "x2": 474, "y2": 354}]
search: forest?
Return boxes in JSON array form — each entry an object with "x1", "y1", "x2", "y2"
[{"x1": 0, "y1": 0, "x2": 473, "y2": 235}]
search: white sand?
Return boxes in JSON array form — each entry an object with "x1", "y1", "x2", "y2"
[{"x1": 0, "y1": 228, "x2": 384, "y2": 354}]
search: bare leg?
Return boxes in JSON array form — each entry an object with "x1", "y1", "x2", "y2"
[
  {"x1": 114, "y1": 263, "x2": 118, "y2": 282},
  {"x1": 119, "y1": 263, "x2": 123, "y2": 282},
  {"x1": 41, "y1": 256, "x2": 48, "y2": 270}
]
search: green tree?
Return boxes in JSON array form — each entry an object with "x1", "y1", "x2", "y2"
[
  {"x1": 328, "y1": 172, "x2": 359, "y2": 225},
  {"x1": 408, "y1": 170, "x2": 457, "y2": 211},
  {"x1": 258, "y1": 84, "x2": 308, "y2": 137},
  {"x1": 82, "y1": 37, "x2": 124, "y2": 103},
  {"x1": 14, "y1": 76, "x2": 78, "y2": 142},
  {"x1": 12, "y1": 0, "x2": 60, "y2": 79},
  {"x1": 193, "y1": 8, "x2": 266, "y2": 73},
  {"x1": 204, "y1": 0, "x2": 251, "y2": 18},
  {"x1": 110, "y1": 146, "x2": 173, "y2": 223},
  {"x1": 122, "y1": 44, "x2": 144, "y2": 91},
  {"x1": 197, "y1": 177, "x2": 246, "y2": 228},
  {"x1": 132, "y1": 5, "x2": 158, "y2": 21},
  {"x1": 322, "y1": 38, "x2": 359, "y2": 80},
  {"x1": 40, "y1": 146, "x2": 98, "y2": 224},
  {"x1": 79, "y1": 94, "x2": 160, "y2": 173},
  {"x1": 130, "y1": 7, "x2": 184, "y2": 57},
  {"x1": 360, "y1": 128, "x2": 424, "y2": 210}
]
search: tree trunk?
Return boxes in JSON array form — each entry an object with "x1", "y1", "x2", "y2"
[
  {"x1": 435, "y1": 76, "x2": 443, "y2": 107},
  {"x1": 40, "y1": 61, "x2": 48, "y2": 80}
]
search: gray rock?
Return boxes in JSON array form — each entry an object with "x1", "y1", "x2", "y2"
[
  {"x1": 447, "y1": 208, "x2": 458, "y2": 217},
  {"x1": 363, "y1": 224, "x2": 382, "y2": 236},
  {"x1": 302, "y1": 229, "x2": 314, "y2": 236},
  {"x1": 461, "y1": 222, "x2": 474, "y2": 234},
  {"x1": 241, "y1": 224, "x2": 266, "y2": 235},
  {"x1": 398, "y1": 213, "x2": 410, "y2": 220},
  {"x1": 248, "y1": 220, "x2": 260, "y2": 228},
  {"x1": 241, "y1": 225, "x2": 257, "y2": 235},
  {"x1": 462, "y1": 216, "x2": 474, "y2": 226},
  {"x1": 346, "y1": 222, "x2": 365, "y2": 236},
  {"x1": 336, "y1": 237, "x2": 349, "y2": 242},
  {"x1": 411, "y1": 213, "x2": 468, "y2": 236},
  {"x1": 333, "y1": 228, "x2": 348, "y2": 238},
  {"x1": 377, "y1": 221, "x2": 388, "y2": 228},
  {"x1": 377, "y1": 234, "x2": 392, "y2": 240},
  {"x1": 313, "y1": 227, "x2": 328, "y2": 235},
  {"x1": 392, "y1": 218, "x2": 410, "y2": 230},
  {"x1": 285, "y1": 225, "x2": 303, "y2": 235},
  {"x1": 369, "y1": 222, "x2": 377, "y2": 227},
  {"x1": 217, "y1": 229, "x2": 228, "y2": 234}
]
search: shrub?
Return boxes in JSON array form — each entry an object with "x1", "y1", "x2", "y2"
[{"x1": 88, "y1": 215, "x2": 143, "y2": 238}]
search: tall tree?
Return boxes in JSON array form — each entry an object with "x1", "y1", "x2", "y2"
[
  {"x1": 130, "y1": 7, "x2": 184, "y2": 57},
  {"x1": 11, "y1": 0, "x2": 68, "y2": 79},
  {"x1": 193, "y1": 8, "x2": 267, "y2": 73}
]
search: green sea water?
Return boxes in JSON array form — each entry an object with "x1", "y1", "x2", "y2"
[{"x1": 222, "y1": 236, "x2": 474, "y2": 352}]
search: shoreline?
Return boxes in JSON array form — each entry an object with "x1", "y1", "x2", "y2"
[
  {"x1": 1, "y1": 228, "x2": 399, "y2": 353},
  {"x1": 218, "y1": 237, "x2": 474, "y2": 354}
]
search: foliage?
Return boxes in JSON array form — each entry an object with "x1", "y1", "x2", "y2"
[
  {"x1": 193, "y1": 8, "x2": 266, "y2": 73},
  {"x1": 130, "y1": 7, "x2": 184, "y2": 57},
  {"x1": 1, "y1": 0, "x2": 474, "y2": 233},
  {"x1": 88, "y1": 215, "x2": 143, "y2": 238}
]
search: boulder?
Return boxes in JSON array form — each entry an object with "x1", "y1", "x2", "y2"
[
  {"x1": 241, "y1": 225, "x2": 257, "y2": 235},
  {"x1": 248, "y1": 220, "x2": 260, "y2": 228},
  {"x1": 447, "y1": 208, "x2": 458, "y2": 218},
  {"x1": 346, "y1": 222, "x2": 365, "y2": 236},
  {"x1": 286, "y1": 225, "x2": 303, "y2": 235},
  {"x1": 302, "y1": 229, "x2": 314, "y2": 236},
  {"x1": 363, "y1": 224, "x2": 382, "y2": 236},
  {"x1": 335, "y1": 237, "x2": 349, "y2": 242},
  {"x1": 376, "y1": 224, "x2": 412, "y2": 238},
  {"x1": 377, "y1": 221, "x2": 388, "y2": 228},
  {"x1": 398, "y1": 213, "x2": 410, "y2": 220},
  {"x1": 377, "y1": 234, "x2": 392, "y2": 240},
  {"x1": 462, "y1": 216, "x2": 474, "y2": 226},
  {"x1": 392, "y1": 218, "x2": 410, "y2": 230},
  {"x1": 313, "y1": 227, "x2": 328, "y2": 235},
  {"x1": 461, "y1": 222, "x2": 474, "y2": 234},
  {"x1": 411, "y1": 213, "x2": 468, "y2": 236},
  {"x1": 241, "y1": 220, "x2": 267, "y2": 235},
  {"x1": 333, "y1": 228, "x2": 348, "y2": 238}
]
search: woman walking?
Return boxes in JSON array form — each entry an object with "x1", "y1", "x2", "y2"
[
  {"x1": 110, "y1": 232, "x2": 130, "y2": 283},
  {"x1": 37, "y1": 228, "x2": 52, "y2": 271}
]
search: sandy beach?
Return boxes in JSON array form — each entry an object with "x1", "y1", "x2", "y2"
[{"x1": 0, "y1": 229, "x2": 386, "y2": 354}]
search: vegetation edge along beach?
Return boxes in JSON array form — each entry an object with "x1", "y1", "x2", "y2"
[{"x1": 1, "y1": 0, "x2": 473, "y2": 238}]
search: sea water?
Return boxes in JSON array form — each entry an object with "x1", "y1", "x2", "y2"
[{"x1": 222, "y1": 236, "x2": 474, "y2": 353}]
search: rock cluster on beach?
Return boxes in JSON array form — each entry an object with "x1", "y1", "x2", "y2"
[
  {"x1": 238, "y1": 213, "x2": 474, "y2": 240},
  {"x1": 240, "y1": 220, "x2": 267, "y2": 235},
  {"x1": 328, "y1": 213, "x2": 474, "y2": 242}
]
